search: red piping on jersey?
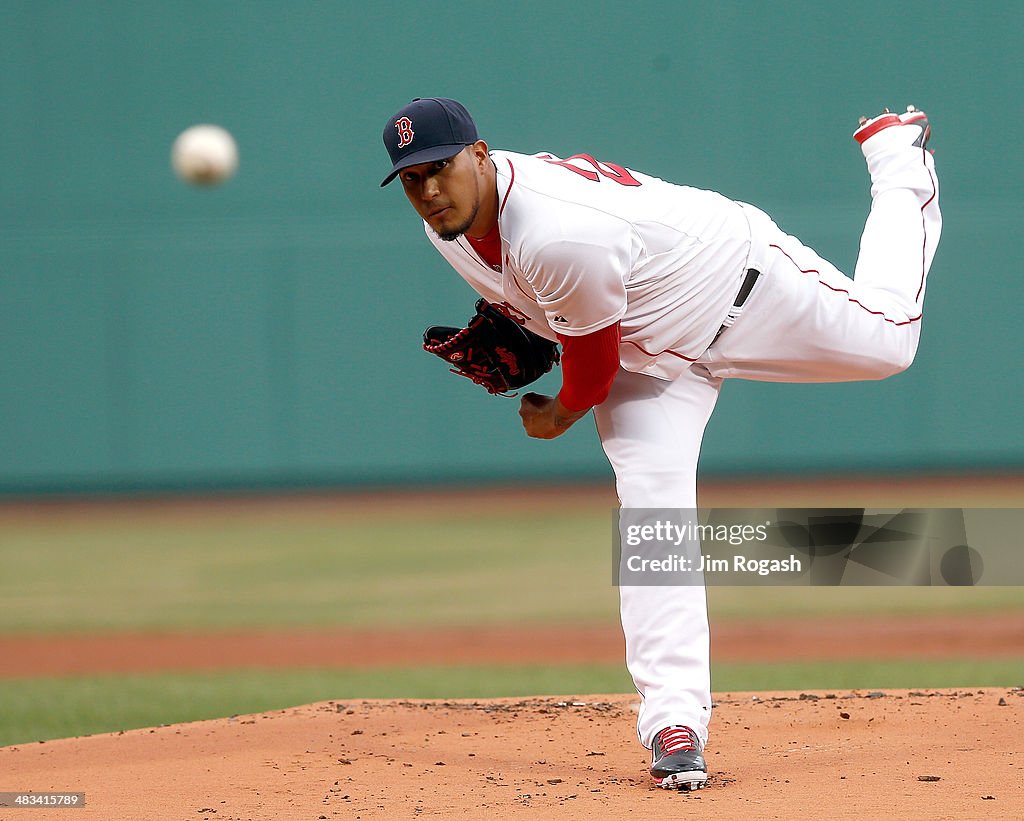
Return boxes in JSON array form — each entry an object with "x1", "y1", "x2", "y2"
[
  {"x1": 769, "y1": 245, "x2": 922, "y2": 326},
  {"x1": 622, "y1": 340, "x2": 699, "y2": 362},
  {"x1": 917, "y1": 151, "x2": 938, "y2": 302},
  {"x1": 508, "y1": 269, "x2": 534, "y2": 301},
  {"x1": 494, "y1": 160, "x2": 531, "y2": 301},
  {"x1": 499, "y1": 158, "x2": 516, "y2": 215}
]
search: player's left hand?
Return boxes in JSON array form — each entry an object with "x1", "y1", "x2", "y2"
[{"x1": 519, "y1": 393, "x2": 588, "y2": 439}]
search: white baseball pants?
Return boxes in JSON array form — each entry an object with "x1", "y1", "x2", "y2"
[{"x1": 594, "y1": 132, "x2": 940, "y2": 749}]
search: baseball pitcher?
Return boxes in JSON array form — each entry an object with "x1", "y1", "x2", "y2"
[{"x1": 380, "y1": 97, "x2": 939, "y2": 790}]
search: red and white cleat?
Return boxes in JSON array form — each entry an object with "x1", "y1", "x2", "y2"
[
  {"x1": 649, "y1": 726, "x2": 707, "y2": 791},
  {"x1": 854, "y1": 105, "x2": 931, "y2": 148}
]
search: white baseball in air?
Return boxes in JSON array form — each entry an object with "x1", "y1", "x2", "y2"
[{"x1": 171, "y1": 124, "x2": 238, "y2": 186}]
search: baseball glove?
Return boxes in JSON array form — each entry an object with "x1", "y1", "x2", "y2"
[{"x1": 423, "y1": 299, "x2": 560, "y2": 395}]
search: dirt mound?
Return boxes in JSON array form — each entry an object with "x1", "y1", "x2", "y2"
[{"x1": 2, "y1": 689, "x2": 1020, "y2": 820}]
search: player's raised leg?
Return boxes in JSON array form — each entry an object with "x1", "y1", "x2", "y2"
[
  {"x1": 699, "y1": 105, "x2": 940, "y2": 384},
  {"x1": 852, "y1": 106, "x2": 941, "y2": 313}
]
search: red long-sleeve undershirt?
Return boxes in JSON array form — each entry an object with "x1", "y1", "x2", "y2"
[
  {"x1": 557, "y1": 322, "x2": 621, "y2": 412},
  {"x1": 467, "y1": 226, "x2": 620, "y2": 412}
]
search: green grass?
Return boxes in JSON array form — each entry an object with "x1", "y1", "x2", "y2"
[
  {"x1": 2, "y1": 497, "x2": 1022, "y2": 749},
  {"x1": 713, "y1": 659, "x2": 1023, "y2": 692},
  {"x1": 0, "y1": 510, "x2": 619, "y2": 632},
  {"x1": 706, "y1": 585, "x2": 1024, "y2": 620},
  {"x1": 1, "y1": 659, "x2": 1020, "y2": 747},
  {"x1": 1, "y1": 505, "x2": 1020, "y2": 633},
  {"x1": 0, "y1": 665, "x2": 633, "y2": 746}
]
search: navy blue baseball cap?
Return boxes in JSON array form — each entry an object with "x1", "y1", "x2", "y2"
[{"x1": 380, "y1": 98, "x2": 479, "y2": 187}]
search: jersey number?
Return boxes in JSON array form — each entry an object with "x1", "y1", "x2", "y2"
[{"x1": 539, "y1": 153, "x2": 641, "y2": 187}]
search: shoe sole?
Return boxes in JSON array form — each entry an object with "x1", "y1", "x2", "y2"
[
  {"x1": 853, "y1": 109, "x2": 929, "y2": 145},
  {"x1": 853, "y1": 112, "x2": 902, "y2": 143},
  {"x1": 653, "y1": 770, "x2": 708, "y2": 790}
]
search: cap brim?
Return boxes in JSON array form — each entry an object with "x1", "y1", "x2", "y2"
[{"x1": 379, "y1": 143, "x2": 469, "y2": 187}]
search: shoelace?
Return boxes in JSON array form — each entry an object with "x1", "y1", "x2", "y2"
[{"x1": 657, "y1": 727, "x2": 697, "y2": 754}]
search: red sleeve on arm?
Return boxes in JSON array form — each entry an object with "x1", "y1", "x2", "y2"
[{"x1": 556, "y1": 322, "x2": 621, "y2": 412}]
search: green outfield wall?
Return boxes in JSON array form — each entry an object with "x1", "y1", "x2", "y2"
[{"x1": 1, "y1": 1, "x2": 1021, "y2": 493}]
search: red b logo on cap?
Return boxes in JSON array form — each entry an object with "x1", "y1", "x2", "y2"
[{"x1": 395, "y1": 117, "x2": 415, "y2": 149}]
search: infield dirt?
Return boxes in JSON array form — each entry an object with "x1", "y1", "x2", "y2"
[{"x1": 2, "y1": 688, "x2": 1021, "y2": 820}]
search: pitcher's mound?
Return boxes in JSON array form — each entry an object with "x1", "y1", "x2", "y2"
[{"x1": 2, "y1": 689, "x2": 1020, "y2": 820}]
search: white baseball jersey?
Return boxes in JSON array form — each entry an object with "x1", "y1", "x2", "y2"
[{"x1": 426, "y1": 150, "x2": 755, "y2": 381}]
